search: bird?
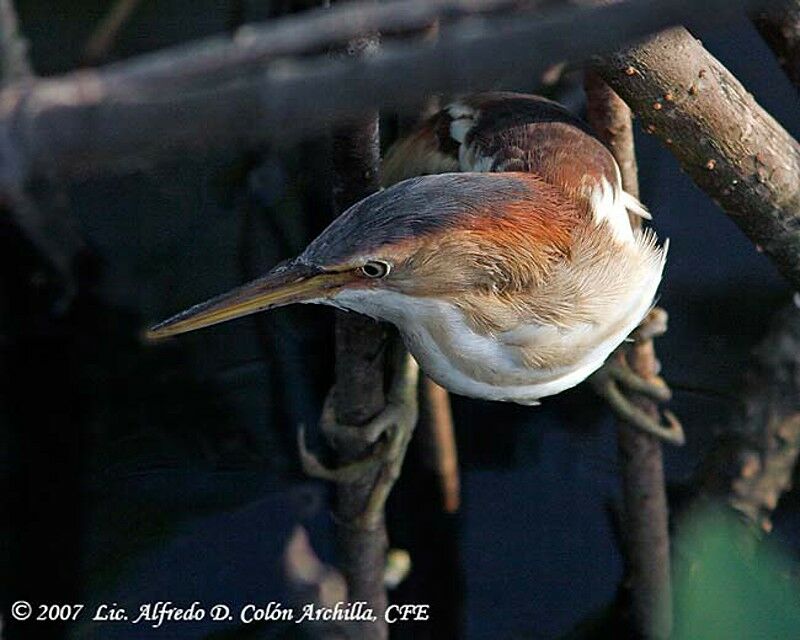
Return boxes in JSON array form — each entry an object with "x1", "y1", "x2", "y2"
[{"x1": 147, "y1": 92, "x2": 677, "y2": 440}]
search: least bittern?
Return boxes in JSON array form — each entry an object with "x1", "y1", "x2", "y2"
[{"x1": 148, "y1": 93, "x2": 680, "y2": 443}]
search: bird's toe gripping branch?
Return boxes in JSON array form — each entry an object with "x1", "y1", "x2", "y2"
[
  {"x1": 591, "y1": 308, "x2": 685, "y2": 446},
  {"x1": 297, "y1": 348, "x2": 420, "y2": 529}
]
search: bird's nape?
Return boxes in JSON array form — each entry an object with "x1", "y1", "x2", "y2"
[{"x1": 145, "y1": 261, "x2": 353, "y2": 340}]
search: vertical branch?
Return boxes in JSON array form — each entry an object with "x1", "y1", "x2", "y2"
[
  {"x1": 329, "y1": 24, "x2": 392, "y2": 640},
  {"x1": 584, "y1": 71, "x2": 673, "y2": 639},
  {"x1": 752, "y1": 0, "x2": 800, "y2": 90}
]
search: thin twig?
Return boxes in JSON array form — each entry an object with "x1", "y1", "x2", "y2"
[
  {"x1": 82, "y1": 0, "x2": 143, "y2": 66},
  {"x1": 418, "y1": 377, "x2": 460, "y2": 513},
  {"x1": 585, "y1": 71, "x2": 673, "y2": 639}
]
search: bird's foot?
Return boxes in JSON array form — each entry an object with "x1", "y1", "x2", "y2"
[
  {"x1": 632, "y1": 306, "x2": 669, "y2": 342},
  {"x1": 592, "y1": 364, "x2": 684, "y2": 445},
  {"x1": 297, "y1": 348, "x2": 419, "y2": 529},
  {"x1": 591, "y1": 308, "x2": 685, "y2": 446}
]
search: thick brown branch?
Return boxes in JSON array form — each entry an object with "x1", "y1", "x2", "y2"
[
  {"x1": 326, "y1": 27, "x2": 393, "y2": 640},
  {"x1": 0, "y1": 0, "x2": 774, "y2": 190},
  {"x1": 594, "y1": 27, "x2": 800, "y2": 291},
  {"x1": 585, "y1": 71, "x2": 672, "y2": 639},
  {"x1": 695, "y1": 302, "x2": 800, "y2": 533},
  {"x1": 752, "y1": 0, "x2": 800, "y2": 89}
]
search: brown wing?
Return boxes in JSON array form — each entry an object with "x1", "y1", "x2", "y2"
[
  {"x1": 381, "y1": 111, "x2": 460, "y2": 186},
  {"x1": 383, "y1": 92, "x2": 647, "y2": 219}
]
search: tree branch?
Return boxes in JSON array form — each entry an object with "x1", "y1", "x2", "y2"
[
  {"x1": 315, "y1": 23, "x2": 415, "y2": 640},
  {"x1": 0, "y1": 0, "x2": 775, "y2": 190},
  {"x1": 694, "y1": 301, "x2": 800, "y2": 533},
  {"x1": 752, "y1": 0, "x2": 800, "y2": 89},
  {"x1": 584, "y1": 71, "x2": 672, "y2": 639},
  {"x1": 594, "y1": 26, "x2": 800, "y2": 291}
]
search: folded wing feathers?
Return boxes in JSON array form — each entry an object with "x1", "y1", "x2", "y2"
[{"x1": 621, "y1": 191, "x2": 652, "y2": 220}]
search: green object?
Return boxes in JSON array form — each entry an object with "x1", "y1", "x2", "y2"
[{"x1": 673, "y1": 507, "x2": 800, "y2": 640}]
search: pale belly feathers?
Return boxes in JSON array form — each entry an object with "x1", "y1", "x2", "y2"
[{"x1": 329, "y1": 232, "x2": 666, "y2": 405}]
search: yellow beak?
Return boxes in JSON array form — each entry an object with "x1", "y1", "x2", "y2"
[{"x1": 145, "y1": 262, "x2": 352, "y2": 340}]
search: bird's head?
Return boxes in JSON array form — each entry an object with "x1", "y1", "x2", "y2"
[{"x1": 146, "y1": 172, "x2": 577, "y2": 340}]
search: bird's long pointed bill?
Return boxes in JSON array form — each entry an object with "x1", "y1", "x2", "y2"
[{"x1": 145, "y1": 263, "x2": 350, "y2": 340}]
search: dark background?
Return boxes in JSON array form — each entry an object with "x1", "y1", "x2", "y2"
[{"x1": 1, "y1": 2, "x2": 798, "y2": 639}]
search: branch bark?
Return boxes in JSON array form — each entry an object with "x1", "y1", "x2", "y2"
[
  {"x1": 752, "y1": 0, "x2": 800, "y2": 89},
  {"x1": 327, "y1": 28, "x2": 392, "y2": 640},
  {"x1": 0, "y1": 0, "x2": 775, "y2": 190},
  {"x1": 694, "y1": 301, "x2": 800, "y2": 533},
  {"x1": 593, "y1": 26, "x2": 800, "y2": 291},
  {"x1": 585, "y1": 71, "x2": 672, "y2": 639}
]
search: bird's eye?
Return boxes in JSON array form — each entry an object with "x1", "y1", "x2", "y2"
[{"x1": 360, "y1": 260, "x2": 391, "y2": 279}]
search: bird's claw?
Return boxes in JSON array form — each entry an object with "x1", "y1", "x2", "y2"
[
  {"x1": 298, "y1": 423, "x2": 390, "y2": 483},
  {"x1": 598, "y1": 360, "x2": 672, "y2": 403},
  {"x1": 318, "y1": 382, "x2": 414, "y2": 452},
  {"x1": 297, "y1": 349, "x2": 420, "y2": 529},
  {"x1": 593, "y1": 371, "x2": 685, "y2": 445},
  {"x1": 591, "y1": 307, "x2": 685, "y2": 446}
]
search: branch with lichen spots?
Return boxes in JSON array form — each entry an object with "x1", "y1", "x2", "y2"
[{"x1": 593, "y1": 26, "x2": 800, "y2": 291}]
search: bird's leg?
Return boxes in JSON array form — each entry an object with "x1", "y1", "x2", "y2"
[
  {"x1": 298, "y1": 345, "x2": 419, "y2": 528},
  {"x1": 591, "y1": 308, "x2": 685, "y2": 445}
]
